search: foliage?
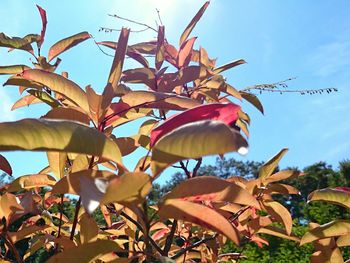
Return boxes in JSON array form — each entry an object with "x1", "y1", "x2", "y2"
[{"x1": 0, "y1": 2, "x2": 347, "y2": 263}]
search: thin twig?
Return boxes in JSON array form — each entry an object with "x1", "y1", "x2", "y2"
[
  {"x1": 69, "y1": 197, "x2": 81, "y2": 240},
  {"x1": 180, "y1": 161, "x2": 191, "y2": 178},
  {"x1": 108, "y1": 14, "x2": 158, "y2": 33},
  {"x1": 192, "y1": 158, "x2": 202, "y2": 177},
  {"x1": 164, "y1": 220, "x2": 177, "y2": 256},
  {"x1": 99, "y1": 27, "x2": 150, "y2": 33},
  {"x1": 171, "y1": 234, "x2": 218, "y2": 260},
  {"x1": 57, "y1": 194, "x2": 64, "y2": 238},
  {"x1": 156, "y1": 8, "x2": 164, "y2": 26}
]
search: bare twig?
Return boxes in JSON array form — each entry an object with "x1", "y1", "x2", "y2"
[
  {"x1": 99, "y1": 27, "x2": 150, "y2": 33},
  {"x1": 69, "y1": 197, "x2": 81, "y2": 240},
  {"x1": 108, "y1": 14, "x2": 158, "y2": 33},
  {"x1": 156, "y1": 8, "x2": 164, "y2": 26}
]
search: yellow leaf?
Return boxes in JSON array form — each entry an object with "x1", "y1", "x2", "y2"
[
  {"x1": 79, "y1": 213, "x2": 99, "y2": 244},
  {"x1": 259, "y1": 148, "x2": 288, "y2": 179},
  {"x1": 7, "y1": 174, "x2": 56, "y2": 192}
]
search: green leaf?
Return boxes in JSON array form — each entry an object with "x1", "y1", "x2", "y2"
[
  {"x1": 7, "y1": 174, "x2": 56, "y2": 192},
  {"x1": 21, "y1": 69, "x2": 89, "y2": 113},
  {"x1": 46, "y1": 239, "x2": 123, "y2": 263},
  {"x1": 151, "y1": 120, "x2": 248, "y2": 176},
  {"x1": 27, "y1": 89, "x2": 61, "y2": 108},
  {"x1": 158, "y1": 199, "x2": 240, "y2": 245},
  {"x1": 0, "y1": 119, "x2": 122, "y2": 164},
  {"x1": 164, "y1": 176, "x2": 260, "y2": 209},
  {"x1": 259, "y1": 148, "x2": 288, "y2": 179},
  {"x1": 301, "y1": 220, "x2": 350, "y2": 245},
  {"x1": 308, "y1": 188, "x2": 350, "y2": 210},
  {"x1": 0, "y1": 33, "x2": 34, "y2": 53},
  {"x1": 240, "y1": 91, "x2": 264, "y2": 114},
  {"x1": 179, "y1": 1, "x2": 210, "y2": 46},
  {"x1": 0, "y1": 65, "x2": 30, "y2": 75},
  {"x1": 48, "y1": 31, "x2": 91, "y2": 62}
]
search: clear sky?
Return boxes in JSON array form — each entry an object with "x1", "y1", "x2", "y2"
[{"x1": 1, "y1": 0, "x2": 349, "y2": 182}]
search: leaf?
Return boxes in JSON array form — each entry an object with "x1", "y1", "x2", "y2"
[
  {"x1": 240, "y1": 91, "x2": 264, "y2": 114},
  {"x1": 156, "y1": 26, "x2": 165, "y2": 70},
  {"x1": 259, "y1": 148, "x2": 288, "y2": 179},
  {"x1": 336, "y1": 234, "x2": 350, "y2": 247},
  {"x1": 106, "y1": 28, "x2": 130, "y2": 96},
  {"x1": 121, "y1": 67, "x2": 156, "y2": 90},
  {"x1": 8, "y1": 225, "x2": 51, "y2": 243},
  {"x1": 179, "y1": 1, "x2": 209, "y2": 46},
  {"x1": 21, "y1": 69, "x2": 89, "y2": 113},
  {"x1": 177, "y1": 37, "x2": 196, "y2": 68},
  {"x1": 120, "y1": 90, "x2": 201, "y2": 111},
  {"x1": 41, "y1": 107, "x2": 90, "y2": 125},
  {"x1": 257, "y1": 226, "x2": 300, "y2": 242},
  {"x1": 46, "y1": 239, "x2": 123, "y2": 263},
  {"x1": 308, "y1": 188, "x2": 350, "y2": 210},
  {"x1": 151, "y1": 120, "x2": 248, "y2": 176},
  {"x1": 79, "y1": 213, "x2": 99, "y2": 243},
  {"x1": 86, "y1": 85, "x2": 106, "y2": 125},
  {"x1": 4, "y1": 75, "x2": 44, "y2": 90},
  {"x1": 158, "y1": 199, "x2": 240, "y2": 245},
  {"x1": 51, "y1": 170, "x2": 114, "y2": 195},
  {"x1": 264, "y1": 170, "x2": 300, "y2": 184},
  {"x1": 48, "y1": 31, "x2": 91, "y2": 62},
  {"x1": 27, "y1": 89, "x2": 61, "y2": 108},
  {"x1": 0, "y1": 193, "x2": 24, "y2": 222},
  {"x1": 265, "y1": 183, "x2": 300, "y2": 195},
  {"x1": 112, "y1": 136, "x2": 138, "y2": 156},
  {"x1": 164, "y1": 176, "x2": 260, "y2": 208},
  {"x1": 0, "y1": 33, "x2": 34, "y2": 53},
  {"x1": 263, "y1": 200, "x2": 293, "y2": 235},
  {"x1": 0, "y1": 65, "x2": 30, "y2": 75},
  {"x1": 0, "y1": 119, "x2": 122, "y2": 164},
  {"x1": 212, "y1": 59, "x2": 246, "y2": 75},
  {"x1": 0, "y1": 154, "x2": 12, "y2": 176},
  {"x1": 101, "y1": 172, "x2": 152, "y2": 205},
  {"x1": 47, "y1": 152, "x2": 67, "y2": 180},
  {"x1": 7, "y1": 174, "x2": 56, "y2": 192},
  {"x1": 301, "y1": 220, "x2": 350, "y2": 245},
  {"x1": 11, "y1": 95, "x2": 41, "y2": 110},
  {"x1": 150, "y1": 103, "x2": 241, "y2": 146},
  {"x1": 36, "y1": 5, "x2": 47, "y2": 48}
]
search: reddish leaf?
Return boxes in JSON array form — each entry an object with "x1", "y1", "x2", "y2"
[
  {"x1": 11, "y1": 94, "x2": 41, "y2": 110},
  {"x1": 0, "y1": 154, "x2": 12, "y2": 176},
  {"x1": 156, "y1": 26, "x2": 165, "y2": 70},
  {"x1": 150, "y1": 103, "x2": 241, "y2": 146},
  {"x1": 36, "y1": 5, "x2": 47, "y2": 48},
  {"x1": 212, "y1": 59, "x2": 246, "y2": 75},
  {"x1": 48, "y1": 32, "x2": 91, "y2": 62},
  {"x1": 177, "y1": 37, "x2": 196, "y2": 68},
  {"x1": 158, "y1": 199, "x2": 240, "y2": 245},
  {"x1": 179, "y1": 1, "x2": 209, "y2": 46}
]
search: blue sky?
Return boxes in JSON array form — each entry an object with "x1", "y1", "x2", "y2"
[{"x1": 1, "y1": 0, "x2": 349, "y2": 182}]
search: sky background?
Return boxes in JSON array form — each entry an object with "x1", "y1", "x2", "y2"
[{"x1": 1, "y1": 0, "x2": 349, "y2": 182}]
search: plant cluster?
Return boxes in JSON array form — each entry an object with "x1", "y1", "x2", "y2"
[{"x1": 0, "y1": 2, "x2": 347, "y2": 262}]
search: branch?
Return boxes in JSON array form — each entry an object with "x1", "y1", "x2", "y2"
[
  {"x1": 180, "y1": 161, "x2": 191, "y2": 178},
  {"x1": 164, "y1": 220, "x2": 177, "y2": 256},
  {"x1": 192, "y1": 158, "x2": 202, "y2": 177},
  {"x1": 108, "y1": 14, "x2": 157, "y2": 33},
  {"x1": 120, "y1": 211, "x2": 164, "y2": 256},
  {"x1": 171, "y1": 234, "x2": 218, "y2": 260}
]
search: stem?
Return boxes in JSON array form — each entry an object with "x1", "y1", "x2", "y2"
[
  {"x1": 57, "y1": 194, "x2": 64, "y2": 238},
  {"x1": 180, "y1": 161, "x2": 191, "y2": 178},
  {"x1": 192, "y1": 158, "x2": 202, "y2": 177},
  {"x1": 120, "y1": 211, "x2": 164, "y2": 256},
  {"x1": 69, "y1": 197, "x2": 81, "y2": 240},
  {"x1": 108, "y1": 14, "x2": 158, "y2": 33},
  {"x1": 164, "y1": 220, "x2": 177, "y2": 256},
  {"x1": 171, "y1": 234, "x2": 217, "y2": 260},
  {"x1": 3, "y1": 234, "x2": 23, "y2": 263}
]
